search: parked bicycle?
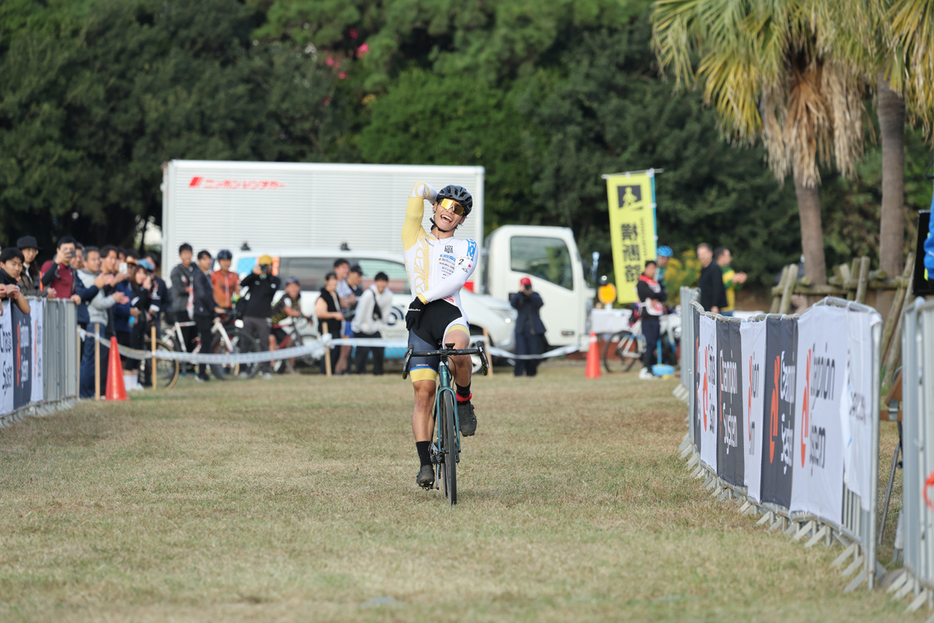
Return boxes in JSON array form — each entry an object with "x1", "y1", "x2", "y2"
[
  {"x1": 402, "y1": 342, "x2": 489, "y2": 506},
  {"x1": 603, "y1": 306, "x2": 680, "y2": 373},
  {"x1": 138, "y1": 331, "x2": 180, "y2": 390},
  {"x1": 271, "y1": 315, "x2": 318, "y2": 374},
  {"x1": 162, "y1": 313, "x2": 262, "y2": 380}
]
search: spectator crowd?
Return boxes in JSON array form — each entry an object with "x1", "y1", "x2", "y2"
[{"x1": 0, "y1": 236, "x2": 396, "y2": 399}]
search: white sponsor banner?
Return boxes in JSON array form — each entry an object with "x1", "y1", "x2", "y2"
[
  {"x1": 841, "y1": 309, "x2": 877, "y2": 511},
  {"x1": 741, "y1": 321, "x2": 766, "y2": 502},
  {"x1": 698, "y1": 315, "x2": 718, "y2": 470},
  {"x1": 0, "y1": 301, "x2": 13, "y2": 415},
  {"x1": 792, "y1": 306, "x2": 847, "y2": 522},
  {"x1": 31, "y1": 299, "x2": 43, "y2": 404}
]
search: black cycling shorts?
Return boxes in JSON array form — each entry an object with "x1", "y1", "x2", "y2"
[{"x1": 408, "y1": 300, "x2": 469, "y2": 383}]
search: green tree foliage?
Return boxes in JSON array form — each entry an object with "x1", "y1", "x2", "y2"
[{"x1": 0, "y1": 0, "x2": 342, "y2": 249}]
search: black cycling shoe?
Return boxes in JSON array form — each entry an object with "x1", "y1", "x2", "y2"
[
  {"x1": 458, "y1": 400, "x2": 477, "y2": 436},
  {"x1": 416, "y1": 464, "x2": 435, "y2": 489}
]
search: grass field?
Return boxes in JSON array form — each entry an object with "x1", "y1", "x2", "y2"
[{"x1": 0, "y1": 364, "x2": 915, "y2": 622}]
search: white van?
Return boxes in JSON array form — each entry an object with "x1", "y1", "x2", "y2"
[{"x1": 229, "y1": 248, "x2": 517, "y2": 358}]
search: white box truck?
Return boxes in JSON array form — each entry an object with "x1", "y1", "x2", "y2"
[{"x1": 161, "y1": 160, "x2": 592, "y2": 351}]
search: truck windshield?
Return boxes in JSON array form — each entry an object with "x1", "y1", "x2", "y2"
[{"x1": 510, "y1": 236, "x2": 573, "y2": 290}]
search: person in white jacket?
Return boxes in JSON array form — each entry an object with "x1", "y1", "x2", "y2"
[{"x1": 351, "y1": 272, "x2": 394, "y2": 375}]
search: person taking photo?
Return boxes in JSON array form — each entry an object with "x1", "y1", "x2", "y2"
[{"x1": 510, "y1": 277, "x2": 546, "y2": 377}]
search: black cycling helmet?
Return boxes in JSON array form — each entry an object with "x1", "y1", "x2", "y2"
[
  {"x1": 436, "y1": 185, "x2": 473, "y2": 218},
  {"x1": 216, "y1": 249, "x2": 233, "y2": 260}
]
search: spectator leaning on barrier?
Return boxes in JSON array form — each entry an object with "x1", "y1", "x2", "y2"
[
  {"x1": 698, "y1": 242, "x2": 727, "y2": 314},
  {"x1": 192, "y1": 250, "x2": 219, "y2": 383},
  {"x1": 240, "y1": 254, "x2": 280, "y2": 380},
  {"x1": 510, "y1": 277, "x2": 546, "y2": 377},
  {"x1": 637, "y1": 260, "x2": 667, "y2": 380},
  {"x1": 80, "y1": 246, "x2": 128, "y2": 399},
  {"x1": 169, "y1": 243, "x2": 196, "y2": 355},
  {"x1": 714, "y1": 247, "x2": 747, "y2": 317},
  {"x1": 335, "y1": 264, "x2": 363, "y2": 375},
  {"x1": 270, "y1": 276, "x2": 303, "y2": 351},
  {"x1": 0, "y1": 248, "x2": 31, "y2": 314},
  {"x1": 315, "y1": 271, "x2": 343, "y2": 374},
  {"x1": 211, "y1": 249, "x2": 239, "y2": 315},
  {"x1": 16, "y1": 236, "x2": 50, "y2": 298},
  {"x1": 352, "y1": 271, "x2": 393, "y2": 375}
]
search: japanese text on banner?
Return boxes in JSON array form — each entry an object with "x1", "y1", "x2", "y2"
[{"x1": 605, "y1": 172, "x2": 657, "y2": 304}]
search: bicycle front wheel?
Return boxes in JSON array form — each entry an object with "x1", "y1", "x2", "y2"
[
  {"x1": 439, "y1": 390, "x2": 458, "y2": 505},
  {"x1": 140, "y1": 337, "x2": 180, "y2": 390},
  {"x1": 604, "y1": 330, "x2": 643, "y2": 373}
]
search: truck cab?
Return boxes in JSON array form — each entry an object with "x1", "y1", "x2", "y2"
[{"x1": 484, "y1": 226, "x2": 591, "y2": 348}]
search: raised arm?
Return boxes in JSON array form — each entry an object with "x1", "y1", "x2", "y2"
[{"x1": 402, "y1": 182, "x2": 437, "y2": 250}]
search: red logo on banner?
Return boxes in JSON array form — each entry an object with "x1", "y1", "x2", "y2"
[
  {"x1": 925, "y1": 469, "x2": 934, "y2": 510},
  {"x1": 188, "y1": 176, "x2": 285, "y2": 190},
  {"x1": 769, "y1": 355, "x2": 780, "y2": 464},
  {"x1": 801, "y1": 349, "x2": 811, "y2": 468}
]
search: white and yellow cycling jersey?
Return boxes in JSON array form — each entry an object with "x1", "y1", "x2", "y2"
[{"x1": 402, "y1": 182, "x2": 478, "y2": 321}]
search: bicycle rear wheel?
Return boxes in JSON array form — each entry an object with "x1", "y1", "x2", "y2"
[
  {"x1": 140, "y1": 337, "x2": 179, "y2": 390},
  {"x1": 604, "y1": 330, "x2": 643, "y2": 373},
  {"x1": 439, "y1": 390, "x2": 458, "y2": 505},
  {"x1": 211, "y1": 329, "x2": 261, "y2": 380}
]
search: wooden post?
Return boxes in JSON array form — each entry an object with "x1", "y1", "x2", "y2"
[
  {"x1": 482, "y1": 327, "x2": 493, "y2": 377},
  {"x1": 151, "y1": 324, "x2": 157, "y2": 390},
  {"x1": 94, "y1": 325, "x2": 101, "y2": 401},
  {"x1": 846, "y1": 259, "x2": 860, "y2": 300},
  {"x1": 883, "y1": 277, "x2": 912, "y2": 384},
  {"x1": 770, "y1": 266, "x2": 788, "y2": 314},
  {"x1": 324, "y1": 341, "x2": 332, "y2": 377},
  {"x1": 854, "y1": 256, "x2": 870, "y2": 304},
  {"x1": 880, "y1": 253, "x2": 915, "y2": 362},
  {"x1": 779, "y1": 265, "x2": 796, "y2": 314}
]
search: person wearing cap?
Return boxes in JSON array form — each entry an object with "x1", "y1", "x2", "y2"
[
  {"x1": 510, "y1": 276, "x2": 547, "y2": 377},
  {"x1": 656, "y1": 245, "x2": 673, "y2": 291},
  {"x1": 269, "y1": 277, "x2": 305, "y2": 358},
  {"x1": 16, "y1": 236, "x2": 51, "y2": 298},
  {"x1": 212, "y1": 249, "x2": 239, "y2": 317},
  {"x1": 192, "y1": 250, "x2": 221, "y2": 382},
  {"x1": 334, "y1": 264, "x2": 363, "y2": 374},
  {"x1": 240, "y1": 254, "x2": 281, "y2": 379},
  {"x1": 352, "y1": 271, "x2": 394, "y2": 375}
]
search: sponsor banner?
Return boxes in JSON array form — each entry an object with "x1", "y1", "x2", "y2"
[
  {"x1": 841, "y1": 308, "x2": 877, "y2": 511},
  {"x1": 0, "y1": 301, "x2": 13, "y2": 415},
  {"x1": 717, "y1": 321, "x2": 744, "y2": 486},
  {"x1": 698, "y1": 315, "x2": 718, "y2": 470},
  {"x1": 31, "y1": 299, "x2": 43, "y2": 404},
  {"x1": 760, "y1": 317, "x2": 798, "y2": 509},
  {"x1": 693, "y1": 309, "x2": 702, "y2": 452},
  {"x1": 12, "y1": 304, "x2": 32, "y2": 409},
  {"x1": 604, "y1": 172, "x2": 657, "y2": 304},
  {"x1": 791, "y1": 306, "x2": 847, "y2": 522},
  {"x1": 741, "y1": 321, "x2": 766, "y2": 502}
]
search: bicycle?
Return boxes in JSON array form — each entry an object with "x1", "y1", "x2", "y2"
[
  {"x1": 603, "y1": 309, "x2": 680, "y2": 373},
  {"x1": 271, "y1": 315, "x2": 318, "y2": 374},
  {"x1": 402, "y1": 342, "x2": 489, "y2": 506},
  {"x1": 163, "y1": 313, "x2": 262, "y2": 380},
  {"x1": 139, "y1": 330, "x2": 180, "y2": 390}
]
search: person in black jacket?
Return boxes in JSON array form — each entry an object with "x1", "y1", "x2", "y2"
[
  {"x1": 192, "y1": 250, "x2": 219, "y2": 382},
  {"x1": 240, "y1": 254, "x2": 281, "y2": 379},
  {"x1": 637, "y1": 260, "x2": 667, "y2": 380},
  {"x1": 510, "y1": 277, "x2": 547, "y2": 377},
  {"x1": 697, "y1": 242, "x2": 727, "y2": 313}
]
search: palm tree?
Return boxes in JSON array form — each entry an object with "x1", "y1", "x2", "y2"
[{"x1": 652, "y1": 0, "x2": 867, "y2": 286}]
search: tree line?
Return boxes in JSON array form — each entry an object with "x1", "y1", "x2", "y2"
[{"x1": 1, "y1": 0, "x2": 930, "y2": 288}]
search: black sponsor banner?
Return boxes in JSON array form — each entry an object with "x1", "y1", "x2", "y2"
[
  {"x1": 12, "y1": 305, "x2": 32, "y2": 410},
  {"x1": 717, "y1": 321, "x2": 745, "y2": 486},
  {"x1": 760, "y1": 317, "x2": 797, "y2": 508},
  {"x1": 693, "y1": 309, "x2": 702, "y2": 452}
]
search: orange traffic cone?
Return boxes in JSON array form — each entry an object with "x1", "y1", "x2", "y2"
[
  {"x1": 585, "y1": 332, "x2": 601, "y2": 379},
  {"x1": 105, "y1": 336, "x2": 129, "y2": 401}
]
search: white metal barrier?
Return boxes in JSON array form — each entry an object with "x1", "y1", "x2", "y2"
[
  {"x1": 899, "y1": 297, "x2": 934, "y2": 612},
  {"x1": 676, "y1": 296, "x2": 881, "y2": 592}
]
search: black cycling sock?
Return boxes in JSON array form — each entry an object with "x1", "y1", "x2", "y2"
[
  {"x1": 416, "y1": 441, "x2": 432, "y2": 467},
  {"x1": 456, "y1": 383, "x2": 471, "y2": 401}
]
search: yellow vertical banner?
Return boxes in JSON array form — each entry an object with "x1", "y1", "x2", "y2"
[{"x1": 605, "y1": 171, "x2": 657, "y2": 304}]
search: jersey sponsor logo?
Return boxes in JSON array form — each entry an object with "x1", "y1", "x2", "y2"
[
  {"x1": 440, "y1": 254, "x2": 455, "y2": 262},
  {"x1": 445, "y1": 245, "x2": 454, "y2": 253},
  {"x1": 467, "y1": 239, "x2": 478, "y2": 259},
  {"x1": 188, "y1": 176, "x2": 286, "y2": 190}
]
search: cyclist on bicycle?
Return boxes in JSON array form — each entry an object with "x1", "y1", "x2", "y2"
[
  {"x1": 270, "y1": 276, "x2": 304, "y2": 351},
  {"x1": 403, "y1": 182, "x2": 479, "y2": 489}
]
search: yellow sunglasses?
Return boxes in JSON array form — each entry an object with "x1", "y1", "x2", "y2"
[{"x1": 438, "y1": 198, "x2": 466, "y2": 216}]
